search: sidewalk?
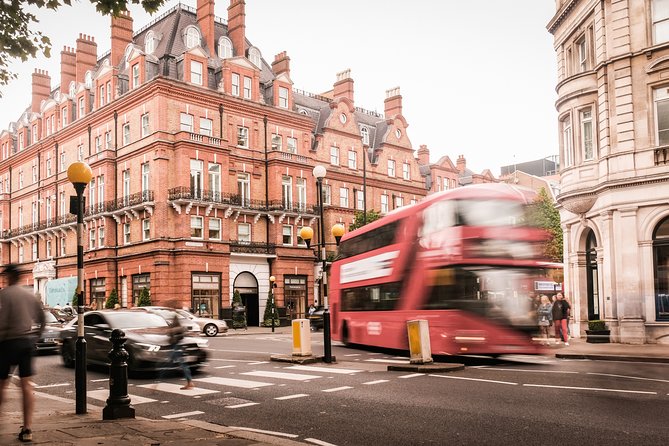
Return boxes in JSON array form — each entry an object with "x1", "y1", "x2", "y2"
[
  {"x1": 1, "y1": 382, "x2": 307, "y2": 445},
  {"x1": 552, "y1": 337, "x2": 669, "y2": 363}
]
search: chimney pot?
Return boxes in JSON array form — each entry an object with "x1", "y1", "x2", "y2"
[
  {"x1": 228, "y1": 0, "x2": 247, "y2": 57},
  {"x1": 110, "y1": 10, "x2": 133, "y2": 67},
  {"x1": 197, "y1": 0, "x2": 215, "y2": 54},
  {"x1": 384, "y1": 86, "x2": 403, "y2": 118},
  {"x1": 333, "y1": 69, "x2": 354, "y2": 102}
]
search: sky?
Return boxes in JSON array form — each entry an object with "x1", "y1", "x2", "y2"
[{"x1": 0, "y1": 0, "x2": 558, "y2": 175}]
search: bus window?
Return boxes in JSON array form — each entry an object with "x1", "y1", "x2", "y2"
[
  {"x1": 341, "y1": 282, "x2": 402, "y2": 311},
  {"x1": 338, "y1": 220, "x2": 402, "y2": 259}
]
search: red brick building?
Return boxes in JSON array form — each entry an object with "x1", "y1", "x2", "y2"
[{"x1": 0, "y1": 0, "x2": 492, "y2": 325}]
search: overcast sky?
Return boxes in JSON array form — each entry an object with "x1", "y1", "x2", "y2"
[{"x1": 0, "y1": 0, "x2": 558, "y2": 175}]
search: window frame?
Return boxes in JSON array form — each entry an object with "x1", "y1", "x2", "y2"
[
  {"x1": 191, "y1": 60, "x2": 203, "y2": 86},
  {"x1": 190, "y1": 215, "x2": 204, "y2": 239}
]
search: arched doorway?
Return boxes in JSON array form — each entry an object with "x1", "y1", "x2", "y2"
[
  {"x1": 653, "y1": 216, "x2": 669, "y2": 321},
  {"x1": 233, "y1": 272, "x2": 259, "y2": 326},
  {"x1": 585, "y1": 230, "x2": 600, "y2": 320}
]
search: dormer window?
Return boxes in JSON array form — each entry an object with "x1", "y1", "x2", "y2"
[
  {"x1": 184, "y1": 26, "x2": 201, "y2": 49},
  {"x1": 248, "y1": 47, "x2": 261, "y2": 68},
  {"x1": 360, "y1": 126, "x2": 369, "y2": 145},
  {"x1": 145, "y1": 31, "x2": 158, "y2": 54},
  {"x1": 69, "y1": 82, "x2": 76, "y2": 98},
  {"x1": 84, "y1": 71, "x2": 92, "y2": 89},
  {"x1": 218, "y1": 37, "x2": 232, "y2": 59},
  {"x1": 191, "y1": 60, "x2": 203, "y2": 86}
]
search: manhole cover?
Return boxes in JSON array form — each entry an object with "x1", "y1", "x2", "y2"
[{"x1": 207, "y1": 397, "x2": 253, "y2": 406}]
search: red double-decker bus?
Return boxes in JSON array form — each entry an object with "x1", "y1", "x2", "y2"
[{"x1": 329, "y1": 183, "x2": 552, "y2": 356}]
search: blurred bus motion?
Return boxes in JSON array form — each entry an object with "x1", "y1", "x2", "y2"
[{"x1": 329, "y1": 183, "x2": 557, "y2": 356}]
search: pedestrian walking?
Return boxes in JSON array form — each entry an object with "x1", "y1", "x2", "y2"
[
  {"x1": 551, "y1": 293, "x2": 571, "y2": 345},
  {"x1": 564, "y1": 296, "x2": 572, "y2": 338},
  {"x1": 164, "y1": 313, "x2": 194, "y2": 390},
  {"x1": 0, "y1": 264, "x2": 46, "y2": 442},
  {"x1": 536, "y1": 295, "x2": 553, "y2": 345}
]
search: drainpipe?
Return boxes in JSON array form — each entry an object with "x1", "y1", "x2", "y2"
[
  {"x1": 218, "y1": 104, "x2": 224, "y2": 139},
  {"x1": 113, "y1": 111, "x2": 119, "y2": 293},
  {"x1": 263, "y1": 115, "x2": 269, "y2": 251}
]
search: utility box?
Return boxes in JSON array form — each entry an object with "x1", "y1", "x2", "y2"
[
  {"x1": 292, "y1": 319, "x2": 312, "y2": 356},
  {"x1": 407, "y1": 319, "x2": 433, "y2": 364}
]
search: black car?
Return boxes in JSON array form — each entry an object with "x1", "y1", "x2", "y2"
[
  {"x1": 35, "y1": 311, "x2": 64, "y2": 354},
  {"x1": 308, "y1": 307, "x2": 325, "y2": 331},
  {"x1": 59, "y1": 310, "x2": 208, "y2": 373}
]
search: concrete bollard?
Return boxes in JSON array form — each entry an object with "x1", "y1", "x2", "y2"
[
  {"x1": 407, "y1": 320, "x2": 433, "y2": 364},
  {"x1": 102, "y1": 329, "x2": 135, "y2": 420},
  {"x1": 292, "y1": 319, "x2": 312, "y2": 356}
]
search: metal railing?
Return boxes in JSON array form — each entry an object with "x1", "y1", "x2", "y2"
[
  {"x1": 168, "y1": 187, "x2": 318, "y2": 214},
  {"x1": 229, "y1": 240, "x2": 276, "y2": 254}
]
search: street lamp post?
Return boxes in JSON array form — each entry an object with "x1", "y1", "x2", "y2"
[
  {"x1": 67, "y1": 161, "x2": 92, "y2": 415},
  {"x1": 269, "y1": 275, "x2": 277, "y2": 333}
]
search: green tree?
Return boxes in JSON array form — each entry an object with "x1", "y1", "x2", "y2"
[
  {"x1": 231, "y1": 290, "x2": 246, "y2": 329},
  {"x1": 71, "y1": 290, "x2": 78, "y2": 307},
  {"x1": 105, "y1": 288, "x2": 119, "y2": 309},
  {"x1": 529, "y1": 187, "x2": 563, "y2": 262},
  {"x1": 0, "y1": 1, "x2": 166, "y2": 94},
  {"x1": 349, "y1": 210, "x2": 381, "y2": 231},
  {"x1": 262, "y1": 288, "x2": 277, "y2": 327},
  {"x1": 137, "y1": 287, "x2": 151, "y2": 307}
]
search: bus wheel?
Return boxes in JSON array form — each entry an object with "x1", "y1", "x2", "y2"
[{"x1": 341, "y1": 322, "x2": 350, "y2": 347}]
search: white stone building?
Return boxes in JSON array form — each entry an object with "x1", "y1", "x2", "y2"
[{"x1": 548, "y1": 0, "x2": 669, "y2": 343}]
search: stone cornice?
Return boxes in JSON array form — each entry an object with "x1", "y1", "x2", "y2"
[{"x1": 547, "y1": 0, "x2": 580, "y2": 34}]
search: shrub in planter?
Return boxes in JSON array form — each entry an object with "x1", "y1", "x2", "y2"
[
  {"x1": 588, "y1": 320, "x2": 607, "y2": 331},
  {"x1": 586, "y1": 319, "x2": 610, "y2": 343}
]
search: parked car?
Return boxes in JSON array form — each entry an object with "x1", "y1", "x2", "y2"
[
  {"x1": 173, "y1": 308, "x2": 228, "y2": 337},
  {"x1": 35, "y1": 310, "x2": 64, "y2": 354},
  {"x1": 131, "y1": 307, "x2": 201, "y2": 335},
  {"x1": 59, "y1": 310, "x2": 208, "y2": 373},
  {"x1": 308, "y1": 307, "x2": 324, "y2": 331}
]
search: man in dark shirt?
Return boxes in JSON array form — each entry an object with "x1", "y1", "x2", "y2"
[
  {"x1": 551, "y1": 293, "x2": 571, "y2": 346},
  {"x1": 0, "y1": 264, "x2": 45, "y2": 442}
]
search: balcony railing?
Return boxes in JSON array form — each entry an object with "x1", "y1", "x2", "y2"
[
  {"x1": 267, "y1": 199, "x2": 317, "y2": 214},
  {"x1": 168, "y1": 187, "x2": 317, "y2": 214},
  {"x1": 229, "y1": 240, "x2": 276, "y2": 254},
  {"x1": 655, "y1": 147, "x2": 669, "y2": 165}
]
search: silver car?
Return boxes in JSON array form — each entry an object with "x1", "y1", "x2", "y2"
[
  {"x1": 175, "y1": 309, "x2": 228, "y2": 337},
  {"x1": 131, "y1": 307, "x2": 201, "y2": 335}
]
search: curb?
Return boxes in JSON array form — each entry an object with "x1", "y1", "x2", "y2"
[{"x1": 555, "y1": 353, "x2": 669, "y2": 363}]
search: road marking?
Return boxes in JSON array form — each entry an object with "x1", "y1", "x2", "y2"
[
  {"x1": 34, "y1": 383, "x2": 70, "y2": 388},
  {"x1": 322, "y1": 386, "x2": 354, "y2": 393},
  {"x1": 162, "y1": 411, "x2": 204, "y2": 419},
  {"x1": 248, "y1": 361, "x2": 270, "y2": 365},
  {"x1": 287, "y1": 365, "x2": 362, "y2": 374},
  {"x1": 429, "y1": 375, "x2": 518, "y2": 386},
  {"x1": 363, "y1": 380, "x2": 389, "y2": 385},
  {"x1": 87, "y1": 389, "x2": 157, "y2": 404},
  {"x1": 399, "y1": 374, "x2": 424, "y2": 379},
  {"x1": 242, "y1": 371, "x2": 322, "y2": 381},
  {"x1": 587, "y1": 372, "x2": 669, "y2": 384},
  {"x1": 209, "y1": 358, "x2": 266, "y2": 363},
  {"x1": 275, "y1": 394, "x2": 309, "y2": 400},
  {"x1": 365, "y1": 359, "x2": 410, "y2": 364},
  {"x1": 344, "y1": 354, "x2": 361, "y2": 357},
  {"x1": 226, "y1": 402, "x2": 260, "y2": 409},
  {"x1": 228, "y1": 426, "x2": 299, "y2": 438},
  {"x1": 480, "y1": 368, "x2": 579, "y2": 374},
  {"x1": 305, "y1": 438, "x2": 339, "y2": 446},
  {"x1": 137, "y1": 383, "x2": 219, "y2": 395},
  {"x1": 195, "y1": 377, "x2": 273, "y2": 389},
  {"x1": 523, "y1": 384, "x2": 657, "y2": 395},
  {"x1": 215, "y1": 365, "x2": 237, "y2": 369},
  {"x1": 90, "y1": 378, "x2": 109, "y2": 383}
]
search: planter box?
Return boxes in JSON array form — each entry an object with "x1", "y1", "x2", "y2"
[{"x1": 585, "y1": 329, "x2": 610, "y2": 343}]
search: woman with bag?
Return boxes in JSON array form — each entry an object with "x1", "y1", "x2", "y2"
[{"x1": 536, "y1": 295, "x2": 553, "y2": 345}]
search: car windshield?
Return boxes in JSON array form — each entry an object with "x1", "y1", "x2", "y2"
[
  {"x1": 148, "y1": 308, "x2": 185, "y2": 321},
  {"x1": 44, "y1": 311, "x2": 59, "y2": 323},
  {"x1": 176, "y1": 309, "x2": 195, "y2": 319},
  {"x1": 104, "y1": 312, "x2": 169, "y2": 329}
]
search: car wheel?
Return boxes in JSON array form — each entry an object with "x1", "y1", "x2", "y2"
[
  {"x1": 341, "y1": 321, "x2": 351, "y2": 347},
  {"x1": 61, "y1": 341, "x2": 75, "y2": 368},
  {"x1": 204, "y1": 324, "x2": 219, "y2": 337}
]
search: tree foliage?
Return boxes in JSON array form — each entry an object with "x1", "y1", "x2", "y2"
[
  {"x1": 105, "y1": 288, "x2": 119, "y2": 309},
  {"x1": 137, "y1": 287, "x2": 151, "y2": 306},
  {"x1": 232, "y1": 290, "x2": 246, "y2": 329},
  {"x1": 529, "y1": 187, "x2": 563, "y2": 262},
  {"x1": 71, "y1": 290, "x2": 78, "y2": 307},
  {"x1": 0, "y1": 1, "x2": 166, "y2": 93},
  {"x1": 349, "y1": 210, "x2": 381, "y2": 231},
  {"x1": 262, "y1": 287, "x2": 277, "y2": 327}
]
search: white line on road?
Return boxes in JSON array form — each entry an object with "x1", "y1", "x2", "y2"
[
  {"x1": 287, "y1": 365, "x2": 363, "y2": 374},
  {"x1": 208, "y1": 358, "x2": 266, "y2": 363},
  {"x1": 214, "y1": 365, "x2": 237, "y2": 369},
  {"x1": 162, "y1": 411, "x2": 204, "y2": 419},
  {"x1": 365, "y1": 359, "x2": 410, "y2": 364},
  {"x1": 587, "y1": 372, "x2": 669, "y2": 384},
  {"x1": 275, "y1": 394, "x2": 309, "y2": 400},
  {"x1": 137, "y1": 383, "x2": 219, "y2": 396},
  {"x1": 322, "y1": 386, "x2": 354, "y2": 393},
  {"x1": 480, "y1": 368, "x2": 579, "y2": 374},
  {"x1": 194, "y1": 377, "x2": 273, "y2": 389},
  {"x1": 363, "y1": 380, "x2": 390, "y2": 385},
  {"x1": 88, "y1": 389, "x2": 157, "y2": 404},
  {"x1": 90, "y1": 378, "x2": 109, "y2": 383},
  {"x1": 344, "y1": 354, "x2": 361, "y2": 357},
  {"x1": 228, "y1": 426, "x2": 299, "y2": 438},
  {"x1": 34, "y1": 383, "x2": 70, "y2": 388},
  {"x1": 226, "y1": 402, "x2": 260, "y2": 409},
  {"x1": 398, "y1": 374, "x2": 424, "y2": 379},
  {"x1": 248, "y1": 361, "x2": 270, "y2": 365},
  {"x1": 242, "y1": 371, "x2": 322, "y2": 381},
  {"x1": 305, "y1": 438, "x2": 340, "y2": 446},
  {"x1": 523, "y1": 384, "x2": 657, "y2": 395},
  {"x1": 429, "y1": 375, "x2": 518, "y2": 386}
]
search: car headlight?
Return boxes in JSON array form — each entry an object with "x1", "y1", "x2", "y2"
[{"x1": 136, "y1": 343, "x2": 161, "y2": 352}]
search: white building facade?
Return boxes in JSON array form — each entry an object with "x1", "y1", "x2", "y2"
[{"x1": 549, "y1": 0, "x2": 669, "y2": 344}]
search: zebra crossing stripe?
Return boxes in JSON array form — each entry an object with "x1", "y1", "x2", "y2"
[
  {"x1": 227, "y1": 402, "x2": 260, "y2": 409},
  {"x1": 287, "y1": 365, "x2": 362, "y2": 374},
  {"x1": 322, "y1": 386, "x2": 353, "y2": 393},
  {"x1": 87, "y1": 389, "x2": 156, "y2": 405},
  {"x1": 275, "y1": 394, "x2": 309, "y2": 400},
  {"x1": 194, "y1": 376, "x2": 273, "y2": 389},
  {"x1": 363, "y1": 380, "x2": 389, "y2": 385},
  {"x1": 241, "y1": 371, "x2": 322, "y2": 381},
  {"x1": 162, "y1": 411, "x2": 204, "y2": 419},
  {"x1": 137, "y1": 383, "x2": 219, "y2": 395}
]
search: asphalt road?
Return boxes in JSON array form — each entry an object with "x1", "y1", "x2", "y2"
[{"x1": 31, "y1": 333, "x2": 669, "y2": 445}]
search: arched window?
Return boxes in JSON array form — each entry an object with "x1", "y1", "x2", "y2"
[
  {"x1": 84, "y1": 71, "x2": 93, "y2": 90},
  {"x1": 360, "y1": 126, "x2": 369, "y2": 145},
  {"x1": 145, "y1": 31, "x2": 157, "y2": 54},
  {"x1": 218, "y1": 36, "x2": 232, "y2": 59},
  {"x1": 184, "y1": 26, "x2": 201, "y2": 49},
  {"x1": 654, "y1": 216, "x2": 669, "y2": 320},
  {"x1": 69, "y1": 81, "x2": 76, "y2": 98},
  {"x1": 248, "y1": 47, "x2": 261, "y2": 68}
]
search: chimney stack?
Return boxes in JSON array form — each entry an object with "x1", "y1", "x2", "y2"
[
  {"x1": 272, "y1": 51, "x2": 290, "y2": 77},
  {"x1": 333, "y1": 69, "x2": 354, "y2": 102},
  {"x1": 60, "y1": 46, "x2": 76, "y2": 94},
  {"x1": 75, "y1": 34, "x2": 98, "y2": 84},
  {"x1": 197, "y1": 0, "x2": 215, "y2": 54},
  {"x1": 456, "y1": 155, "x2": 466, "y2": 173},
  {"x1": 31, "y1": 69, "x2": 51, "y2": 113},
  {"x1": 384, "y1": 87, "x2": 402, "y2": 118},
  {"x1": 417, "y1": 144, "x2": 430, "y2": 165},
  {"x1": 228, "y1": 0, "x2": 246, "y2": 57},
  {"x1": 110, "y1": 11, "x2": 133, "y2": 67}
]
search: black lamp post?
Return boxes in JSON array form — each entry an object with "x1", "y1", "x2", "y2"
[
  {"x1": 269, "y1": 275, "x2": 277, "y2": 333},
  {"x1": 67, "y1": 161, "x2": 92, "y2": 415}
]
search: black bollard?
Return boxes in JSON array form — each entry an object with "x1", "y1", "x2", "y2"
[{"x1": 102, "y1": 329, "x2": 135, "y2": 420}]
